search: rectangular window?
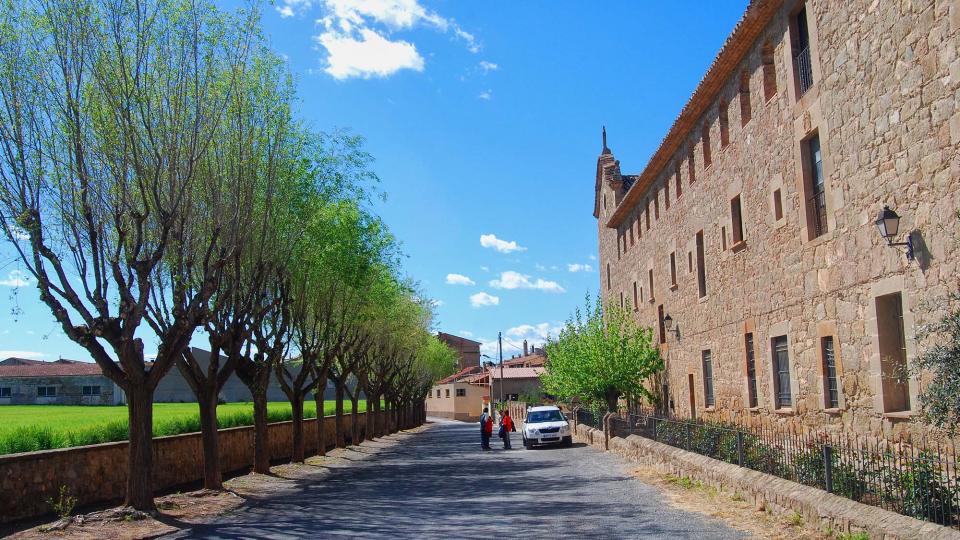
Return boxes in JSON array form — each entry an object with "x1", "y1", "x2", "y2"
[
  {"x1": 648, "y1": 269, "x2": 655, "y2": 302},
  {"x1": 632, "y1": 281, "x2": 639, "y2": 311},
  {"x1": 639, "y1": 285, "x2": 644, "y2": 304},
  {"x1": 696, "y1": 231, "x2": 706, "y2": 298},
  {"x1": 620, "y1": 291, "x2": 625, "y2": 310},
  {"x1": 702, "y1": 126, "x2": 712, "y2": 167},
  {"x1": 745, "y1": 333, "x2": 758, "y2": 408},
  {"x1": 721, "y1": 226, "x2": 727, "y2": 251},
  {"x1": 762, "y1": 41, "x2": 777, "y2": 100},
  {"x1": 606, "y1": 263, "x2": 611, "y2": 290},
  {"x1": 645, "y1": 200, "x2": 651, "y2": 230},
  {"x1": 675, "y1": 163, "x2": 683, "y2": 198},
  {"x1": 654, "y1": 194, "x2": 660, "y2": 220},
  {"x1": 719, "y1": 101, "x2": 730, "y2": 148},
  {"x1": 702, "y1": 350, "x2": 715, "y2": 407},
  {"x1": 636, "y1": 214, "x2": 643, "y2": 239},
  {"x1": 688, "y1": 150, "x2": 696, "y2": 184},
  {"x1": 37, "y1": 386, "x2": 57, "y2": 398},
  {"x1": 657, "y1": 304, "x2": 666, "y2": 345},
  {"x1": 617, "y1": 231, "x2": 623, "y2": 259},
  {"x1": 773, "y1": 188, "x2": 783, "y2": 221},
  {"x1": 437, "y1": 389, "x2": 441, "y2": 398},
  {"x1": 791, "y1": 5, "x2": 814, "y2": 96},
  {"x1": 664, "y1": 179, "x2": 670, "y2": 210},
  {"x1": 669, "y1": 252, "x2": 677, "y2": 287},
  {"x1": 739, "y1": 70, "x2": 751, "y2": 126},
  {"x1": 772, "y1": 336, "x2": 791, "y2": 409},
  {"x1": 688, "y1": 251, "x2": 693, "y2": 273},
  {"x1": 822, "y1": 337, "x2": 839, "y2": 409},
  {"x1": 806, "y1": 135, "x2": 827, "y2": 238},
  {"x1": 629, "y1": 218, "x2": 635, "y2": 247},
  {"x1": 82, "y1": 385, "x2": 101, "y2": 396},
  {"x1": 445, "y1": 388, "x2": 450, "y2": 398},
  {"x1": 731, "y1": 195, "x2": 744, "y2": 244},
  {"x1": 0, "y1": 387, "x2": 10, "y2": 398},
  {"x1": 877, "y1": 292, "x2": 910, "y2": 412},
  {"x1": 455, "y1": 388, "x2": 466, "y2": 397}
]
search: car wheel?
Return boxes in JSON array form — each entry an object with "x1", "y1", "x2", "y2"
[
  {"x1": 562, "y1": 436, "x2": 572, "y2": 448},
  {"x1": 523, "y1": 437, "x2": 531, "y2": 449}
]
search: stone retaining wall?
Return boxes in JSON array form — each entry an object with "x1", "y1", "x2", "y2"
[
  {"x1": 573, "y1": 424, "x2": 960, "y2": 539},
  {"x1": 0, "y1": 411, "x2": 391, "y2": 524}
]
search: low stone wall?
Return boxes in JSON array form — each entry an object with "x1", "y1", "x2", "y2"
[
  {"x1": 573, "y1": 424, "x2": 960, "y2": 540},
  {"x1": 0, "y1": 411, "x2": 391, "y2": 524}
]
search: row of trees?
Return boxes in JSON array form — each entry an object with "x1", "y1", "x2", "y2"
[{"x1": 0, "y1": 0, "x2": 455, "y2": 511}]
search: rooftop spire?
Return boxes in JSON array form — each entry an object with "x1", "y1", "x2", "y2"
[{"x1": 601, "y1": 125, "x2": 611, "y2": 154}]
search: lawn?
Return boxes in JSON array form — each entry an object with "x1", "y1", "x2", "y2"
[{"x1": 0, "y1": 400, "x2": 366, "y2": 455}]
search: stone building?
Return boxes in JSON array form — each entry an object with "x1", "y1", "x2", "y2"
[
  {"x1": 437, "y1": 331, "x2": 481, "y2": 371},
  {"x1": 594, "y1": 0, "x2": 960, "y2": 442}
]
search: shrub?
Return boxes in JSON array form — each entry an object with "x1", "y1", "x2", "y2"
[{"x1": 47, "y1": 486, "x2": 77, "y2": 519}]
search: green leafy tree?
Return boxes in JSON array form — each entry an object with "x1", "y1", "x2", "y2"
[{"x1": 542, "y1": 295, "x2": 663, "y2": 413}]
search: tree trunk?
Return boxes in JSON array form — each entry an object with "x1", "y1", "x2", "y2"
[
  {"x1": 251, "y1": 384, "x2": 270, "y2": 474},
  {"x1": 365, "y1": 395, "x2": 376, "y2": 440},
  {"x1": 350, "y1": 393, "x2": 361, "y2": 445},
  {"x1": 291, "y1": 394, "x2": 305, "y2": 462},
  {"x1": 314, "y1": 376, "x2": 327, "y2": 456},
  {"x1": 197, "y1": 389, "x2": 223, "y2": 489},
  {"x1": 605, "y1": 387, "x2": 620, "y2": 413},
  {"x1": 335, "y1": 381, "x2": 346, "y2": 448},
  {"x1": 372, "y1": 398, "x2": 381, "y2": 437},
  {"x1": 125, "y1": 384, "x2": 156, "y2": 511}
]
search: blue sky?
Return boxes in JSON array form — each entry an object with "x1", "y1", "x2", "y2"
[{"x1": 0, "y1": 0, "x2": 748, "y2": 361}]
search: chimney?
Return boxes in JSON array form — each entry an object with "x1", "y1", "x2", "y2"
[{"x1": 523, "y1": 340, "x2": 528, "y2": 356}]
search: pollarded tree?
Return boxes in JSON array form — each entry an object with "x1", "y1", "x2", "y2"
[
  {"x1": 542, "y1": 294, "x2": 663, "y2": 413},
  {"x1": 0, "y1": 0, "x2": 257, "y2": 510}
]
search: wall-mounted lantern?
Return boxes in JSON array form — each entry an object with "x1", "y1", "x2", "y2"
[{"x1": 874, "y1": 205, "x2": 914, "y2": 261}]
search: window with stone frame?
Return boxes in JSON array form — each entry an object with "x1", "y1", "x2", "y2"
[
  {"x1": 745, "y1": 333, "x2": 758, "y2": 408},
  {"x1": 696, "y1": 231, "x2": 706, "y2": 298},
  {"x1": 606, "y1": 263, "x2": 611, "y2": 290},
  {"x1": 731, "y1": 195, "x2": 745, "y2": 245},
  {"x1": 645, "y1": 200, "x2": 651, "y2": 230},
  {"x1": 688, "y1": 149, "x2": 697, "y2": 184},
  {"x1": 648, "y1": 269, "x2": 655, "y2": 303},
  {"x1": 876, "y1": 292, "x2": 910, "y2": 413},
  {"x1": 790, "y1": 3, "x2": 815, "y2": 97},
  {"x1": 721, "y1": 226, "x2": 727, "y2": 251},
  {"x1": 702, "y1": 125, "x2": 712, "y2": 167},
  {"x1": 802, "y1": 133, "x2": 828, "y2": 239},
  {"x1": 620, "y1": 291, "x2": 625, "y2": 310},
  {"x1": 675, "y1": 162, "x2": 683, "y2": 198},
  {"x1": 702, "y1": 350, "x2": 715, "y2": 407},
  {"x1": 632, "y1": 281, "x2": 639, "y2": 311},
  {"x1": 772, "y1": 335, "x2": 791, "y2": 409},
  {"x1": 739, "y1": 70, "x2": 752, "y2": 126},
  {"x1": 762, "y1": 40, "x2": 777, "y2": 101},
  {"x1": 821, "y1": 336, "x2": 839, "y2": 409},
  {"x1": 719, "y1": 100, "x2": 730, "y2": 148},
  {"x1": 654, "y1": 192, "x2": 660, "y2": 220},
  {"x1": 664, "y1": 178, "x2": 671, "y2": 210},
  {"x1": 657, "y1": 304, "x2": 666, "y2": 345},
  {"x1": 688, "y1": 251, "x2": 693, "y2": 273},
  {"x1": 629, "y1": 216, "x2": 635, "y2": 247},
  {"x1": 773, "y1": 188, "x2": 784, "y2": 221},
  {"x1": 669, "y1": 252, "x2": 677, "y2": 288}
]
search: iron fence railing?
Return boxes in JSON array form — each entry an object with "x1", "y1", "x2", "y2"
[
  {"x1": 795, "y1": 46, "x2": 814, "y2": 95},
  {"x1": 808, "y1": 189, "x2": 828, "y2": 237},
  {"x1": 611, "y1": 410, "x2": 960, "y2": 530}
]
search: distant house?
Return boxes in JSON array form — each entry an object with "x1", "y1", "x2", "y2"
[
  {"x1": 0, "y1": 347, "x2": 334, "y2": 405},
  {"x1": 426, "y1": 365, "x2": 487, "y2": 422},
  {"x1": 437, "y1": 332, "x2": 481, "y2": 371}
]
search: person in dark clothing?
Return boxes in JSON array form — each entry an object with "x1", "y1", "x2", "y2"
[
  {"x1": 479, "y1": 407, "x2": 493, "y2": 450},
  {"x1": 499, "y1": 409, "x2": 516, "y2": 449}
]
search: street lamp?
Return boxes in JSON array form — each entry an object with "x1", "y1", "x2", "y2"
[{"x1": 874, "y1": 205, "x2": 914, "y2": 261}]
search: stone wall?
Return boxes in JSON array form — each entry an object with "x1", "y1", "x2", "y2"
[
  {"x1": 0, "y1": 411, "x2": 391, "y2": 524},
  {"x1": 596, "y1": 0, "x2": 960, "y2": 443},
  {"x1": 573, "y1": 424, "x2": 960, "y2": 539}
]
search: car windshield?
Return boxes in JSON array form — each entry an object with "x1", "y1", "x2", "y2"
[{"x1": 527, "y1": 410, "x2": 564, "y2": 423}]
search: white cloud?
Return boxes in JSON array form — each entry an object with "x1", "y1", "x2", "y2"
[
  {"x1": 469, "y1": 292, "x2": 499, "y2": 308},
  {"x1": 534, "y1": 263, "x2": 547, "y2": 271},
  {"x1": 480, "y1": 266, "x2": 489, "y2": 272},
  {"x1": 478, "y1": 89, "x2": 492, "y2": 100},
  {"x1": 505, "y1": 322, "x2": 563, "y2": 348},
  {"x1": 0, "y1": 270, "x2": 31, "y2": 288},
  {"x1": 277, "y1": 5, "x2": 295, "y2": 17},
  {"x1": 445, "y1": 273, "x2": 475, "y2": 286},
  {"x1": 479, "y1": 60, "x2": 498, "y2": 72},
  {"x1": 0, "y1": 350, "x2": 45, "y2": 359},
  {"x1": 317, "y1": 28, "x2": 424, "y2": 80},
  {"x1": 303, "y1": 0, "x2": 480, "y2": 80},
  {"x1": 567, "y1": 263, "x2": 594, "y2": 273},
  {"x1": 480, "y1": 233, "x2": 526, "y2": 254},
  {"x1": 588, "y1": 254, "x2": 597, "y2": 261},
  {"x1": 489, "y1": 271, "x2": 565, "y2": 293},
  {"x1": 459, "y1": 330, "x2": 474, "y2": 338},
  {"x1": 430, "y1": 299, "x2": 445, "y2": 307}
]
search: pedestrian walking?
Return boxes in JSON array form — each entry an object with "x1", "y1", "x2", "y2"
[
  {"x1": 499, "y1": 409, "x2": 516, "y2": 449},
  {"x1": 479, "y1": 407, "x2": 493, "y2": 450}
]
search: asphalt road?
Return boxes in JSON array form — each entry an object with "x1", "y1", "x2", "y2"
[{"x1": 166, "y1": 419, "x2": 744, "y2": 539}]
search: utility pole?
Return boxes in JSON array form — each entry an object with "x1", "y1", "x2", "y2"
[{"x1": 498, "y1": 331, "x2": 504, "y2": 405}]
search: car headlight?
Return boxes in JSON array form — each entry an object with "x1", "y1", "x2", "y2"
[{"x1": 528, "y1": 428, "x2": 539, "y2": 436}]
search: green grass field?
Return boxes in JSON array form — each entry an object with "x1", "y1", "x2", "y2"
[{"x1": 0, "y1": 400, "x2": 366, "y2": 456}]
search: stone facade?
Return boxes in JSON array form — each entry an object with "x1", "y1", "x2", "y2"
[{"x1": 595, "y1": 0, "x2": 960, "y2": 443}]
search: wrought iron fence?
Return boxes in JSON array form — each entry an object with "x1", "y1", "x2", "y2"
[
  {"x1": 808, "y1": 189, "x2": 828, "y2": 237},
  {"x1": 614, "y1": 411, "x2": 960, "y2": 530},
  {"x1": 795, "y1": 46, "x2": 814, "y2": 95},
  {"x1": 575, "y1": 408, "x2": 603, "y2": 430}
]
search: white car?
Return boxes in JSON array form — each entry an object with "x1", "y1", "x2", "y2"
[{"x1": 522, "y1": 406, "x2": 573, "y2": 448}]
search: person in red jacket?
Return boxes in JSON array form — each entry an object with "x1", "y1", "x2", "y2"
[
  {"x1": 479, "y1": 407, "x2": 493, "y2": 450},
  {"x1": 499, "y1": 409, "x2": 516, "y2": 449}
]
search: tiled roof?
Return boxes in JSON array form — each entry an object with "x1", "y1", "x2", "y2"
[
  {"x1": 436, "y1": 365, "x2": 484, "y2": 385},
  {"x1": 606, "y1": 0, "x2": 781, "y2": 227},
  {"x1": 503, "y1": 352, "x2": 546, "y2": 368},
  {"x1": 0, "y1": 358, "x2": 104, "y2": 378},
  {"x1": 490, "y1": 367, "x2": 545, "y2": 380}
]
